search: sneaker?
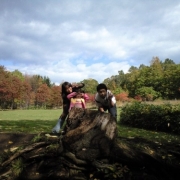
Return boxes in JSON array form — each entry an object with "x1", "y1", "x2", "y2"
[{"x1": 52, "y1": 130, "x2": 59, "y2": 134}]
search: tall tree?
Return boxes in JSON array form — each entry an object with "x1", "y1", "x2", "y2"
[
  {"x1": 20, "y1": 81, "x2": 32, "y2": 109},
  {"x1": 6, "y1": 76, "x2": 22, "y2": 109},
  {"x1": 25, "y1": 75, "x2": 43, "y2": 93},
  {"x1": 125, "y1": 66, "x2": 140, "y2": 97},
  {"x1": 0, "y1": 66, "x2": 10, "y2": 108},
  {"x1": 50, "y1": 85, "x2": 62, "y2": 108},
  {"x1": 11, "y1": 69, "x2": 24, "y2": 81},
  {"x1": 36, "y1": 84, "x2": 51, "y2": 108},
  {"x1": 161, "y1": 64, "x2": 180, "y2": 99},
  {"x1": 43, "y1": 76, "x2": 52, "y2": 87},
  {"x1": 81, "y1": 79, "x2": 98, "y2": 94}
]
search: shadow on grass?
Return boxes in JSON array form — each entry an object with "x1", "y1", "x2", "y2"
[{"x1": 0, "y1": 120, "x2": 57, "y2": 133}]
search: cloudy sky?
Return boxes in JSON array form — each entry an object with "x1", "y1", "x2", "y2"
[{"x1": 0, "y1": 0, "x2": 180, "y2": 84}]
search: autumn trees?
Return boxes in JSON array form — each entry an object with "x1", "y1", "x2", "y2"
[
  {"x1": 0, "y1": 66, "x2": 61, "y2": 109},
  {"x1": 0, "y1": 57, "x2": 180, "y2": 109}
]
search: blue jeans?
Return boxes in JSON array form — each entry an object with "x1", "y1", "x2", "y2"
[{"x1": 52, "y1": 118, "x2": 65, "y2": 133}]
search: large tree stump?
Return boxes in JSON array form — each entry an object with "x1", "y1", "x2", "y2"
[
  {"x1": 0, "y1": 107, "x2": 180, "y2": 180},
  {"x1": 62, "y1": 107, "x2": 117, "y2": 162}
]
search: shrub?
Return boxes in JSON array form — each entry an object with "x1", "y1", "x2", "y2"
[
  {"x1": 115, "y1": 92, "x2": 129, "y2": 101},
  {"x1": 120, "y1": 102, "x2": 180, "y2": 134}
]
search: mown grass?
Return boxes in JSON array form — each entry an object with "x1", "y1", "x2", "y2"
[
  {"x1": 0, "y1": 108, "x2": 180, "y2": 145},
  {"x1": 0, "y1": 109, "x2": 62, "y2": 133},
  {"x1": 0, "y1": 109, "x2": 62, "y2": 121}
]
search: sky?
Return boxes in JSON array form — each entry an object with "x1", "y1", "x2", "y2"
[{"x1": 0, "y1": 0, "x2": 180, "y2": 85}]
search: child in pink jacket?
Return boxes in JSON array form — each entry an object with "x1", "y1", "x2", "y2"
[{"x1": 67, "y1": 89, "x2": 89, "y2": 110}]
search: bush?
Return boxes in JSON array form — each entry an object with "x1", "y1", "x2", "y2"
[{"x1": 120, "y1": 102, "x2": 180, "y2": 134}]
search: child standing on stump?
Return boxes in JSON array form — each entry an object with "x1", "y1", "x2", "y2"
[
  {"x1": 95, "y1": 83, "x2": 117, "y2": 121},
  {"x1": 67, "y1": 89, "x2": 89, "y2": 110}
]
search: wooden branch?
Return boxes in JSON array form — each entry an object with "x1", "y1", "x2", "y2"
[
  {"x1": 64, "y1": 152, "x2": 87, "y2": 165},
  {"x1": 2, "y1": 142, "x2": 49, "y2": 167},
  {"x1": 61, "y1": 158, "x2": 86, "y2": 170},
  {"x1": 0, "y1": 170, "x2": 11, "y2": 180}
]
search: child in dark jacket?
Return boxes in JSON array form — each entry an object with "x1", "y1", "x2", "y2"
[{"x1": 52, "y1": 81, "x2": 84, "y2": 133}]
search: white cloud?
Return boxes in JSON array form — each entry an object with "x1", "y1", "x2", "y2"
[{"x1": 0, "y1": 0, "x2": 180, "y2": 84}]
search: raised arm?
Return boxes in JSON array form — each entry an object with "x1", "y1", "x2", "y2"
[
  {"x1": 67, "y1": 92, "x2": 77, "y2": 99},
  {"x1": 72, "y1": 82, "x2": 85, "y2": 90},
  {"x1": 107, "y1": 91, "x2": 116, "y2": 107},
  {"x1": 83, "y1": 93, "x2": 90, "y2": 101}
]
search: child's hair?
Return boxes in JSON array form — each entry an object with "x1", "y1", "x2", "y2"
[
  {"x1": 73, "y1": 88, "x2": 85, "y2": 98},
  {"x1": 96, "y1": 83, "x2": 107, "y2": 92},
  {"x1": 74, "y1": 88, "x2": 85, "y2": 93},
  {"x1": 61, "y1": 81, "x2": 72, "y2": 97}
]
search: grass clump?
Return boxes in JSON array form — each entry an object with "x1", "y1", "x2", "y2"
[{"x1": 11, "y1": 158, "x2": 25, "y2": 177}]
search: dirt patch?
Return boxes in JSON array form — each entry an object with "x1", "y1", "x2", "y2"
[{"x1": 0, "y1": 132, "x2": 35, "y2": 152}]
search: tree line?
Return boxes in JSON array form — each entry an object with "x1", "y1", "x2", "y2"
[
  {"x1": 0, "y1": 66, "x2": 61, "y2": 109},
  {"x1": 0, "y1": 56, "x2": 180, "y2": 109},
  {"x1": 104, "y1": 57, "x2": 180, "y2": 101}
]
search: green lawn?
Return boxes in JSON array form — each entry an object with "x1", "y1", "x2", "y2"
[
  {"x1": 0, "y1": 109, "x2": 62, "y2": 121},
  {"x1": 0, "y1": 109, "x2": 180, "y2": 145},
  {"x1": 0, "y1": 109, "x2": 62, "y2": 133}
]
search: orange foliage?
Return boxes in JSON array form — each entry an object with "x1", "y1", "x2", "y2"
[
  {"x1": 115, "y1": 92, "x2": 129, "y2": 101},
  {"x1": 86, "y1": 93, "x2": 95, "y2": 103},
  {"x1": 50, "y1": 85, "x2": 62, "y2": 107},
  {"x1": 134, "y1": 95, "x2": 142, "y2": 101}
]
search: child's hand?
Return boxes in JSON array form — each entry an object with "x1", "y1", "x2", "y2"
[{"x1": 108, "y1": 92, "x2": 113, "y2": 101}]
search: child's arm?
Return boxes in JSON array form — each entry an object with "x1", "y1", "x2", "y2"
[
  {"x1": 82, "y1": 93, "x2": 89, "y2": 101},
  {"x1": 108, "y1": 91, "x2": 116, "y2": 107},
  {"x1": 72, "y1": 82, "x2": 85, "y2": 90},
  {"x1": 95, "y1": 94, "x2": 105, "y2": 112},
  {"x1": 67, "y1": 92, "x2": 77, "y2": 99}
]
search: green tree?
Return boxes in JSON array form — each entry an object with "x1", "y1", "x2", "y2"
[
  {"x1": 117, "y1": 70, "x2": 127, "y2": 90},
  {"x1": 125, "y1": 66, "x2": 140, "y2": 97},
  {"x1": 81, "y1": 79, "x2": 98, "y2": 94},
  {"x1": 163, "y1": 58, "x2": 175, "y2": 65},
  {"x1": 11, "y1": 69, "x2": 24, "y2": 81},
  {"x1": 161, "y1": 64, "x2": 180, "y2": 99},
  {"x1": 149, "y1": 57, "x2": 164, "y2": 92},
  {"x1": 135, "y1": 86, "x2": 160, "y2": 101},
  {"x1": 43, "y1": 76, "x2": 52, "y2": 87}
]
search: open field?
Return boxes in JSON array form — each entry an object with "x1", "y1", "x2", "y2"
[
  {"x1": 0, "y1": 109, "x2": 62, "y2": 133},
  {"x1": 0, "y1": 108, "x2": 180, "y2": 145},
  {"x1": 0, "y1": 109, "x2": 63, "y2": 121}
]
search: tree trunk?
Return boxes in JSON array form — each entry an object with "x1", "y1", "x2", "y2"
[{"x1": 0, "y1": 107, "x2": 180, "y2": 180}]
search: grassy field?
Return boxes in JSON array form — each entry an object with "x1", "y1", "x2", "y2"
[
  {"x1": 0, "y1": 108, "x2": 180, "y2": 145},
  {"x1": 0, "y1": 109, "x2": 62, "y2": 121},
  {"x1": 0, "y1": 109, "x2": 62, "y2": 133}
]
